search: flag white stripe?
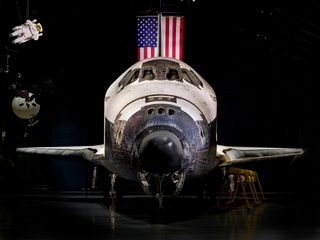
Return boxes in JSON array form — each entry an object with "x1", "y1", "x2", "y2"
[
  {"x1": 139, "y1": 48, "x2": 143, "y2": 61},
  {"x1": 155, "y1": 47, "x2": 159, "y2": 57},
  {"x1": 176, "y1": 17, "x2": 181, "y2": 60},
  {"x1": 161, "y1": 16, "x2": 166, "y2": 57},
  {"x1": 147, "y1": 48, "x2": 151, "y2": 58}
]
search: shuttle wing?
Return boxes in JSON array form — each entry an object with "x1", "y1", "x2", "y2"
[
  {"x1": 217, "y1": 144, "x2": 304, "y2": 167},
  {"x1": 16, "y1": 145, "x2": 106, "y2": 167}
]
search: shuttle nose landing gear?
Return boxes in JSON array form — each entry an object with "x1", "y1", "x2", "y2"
[{"x1": 137, "y1": 170, "x2": 186, "y2": 208}]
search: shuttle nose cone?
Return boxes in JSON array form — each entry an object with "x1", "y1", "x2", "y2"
[{"x1": 139, "y1": 131, "x2": 183, "y2": 173}]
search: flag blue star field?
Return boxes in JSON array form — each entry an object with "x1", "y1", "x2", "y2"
[{"x1": 136, "y1": 16, "x2": 159, "y2": 61}]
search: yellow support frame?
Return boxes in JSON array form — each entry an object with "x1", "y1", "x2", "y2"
[{"x1": 216, "y1": 167, "x2": 265, "y2": 208}]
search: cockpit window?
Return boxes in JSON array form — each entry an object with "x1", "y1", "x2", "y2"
[
  {"x1": 181, "y1": 68, "x2": 203, "y2": 88},
  {"x1": 140, "y1": 59, "x2": 181, "y2": 81},
  {"x1": 129, "y1": 70, "x2": 140, "y2": 84},
  {"x1": 142, "y1": 68, "x2": 155, "y2": 80},
  {"x1": 190, "y1": 70, "x2": 203, "y2": 87},
  {"x1": 166, "y1": 69, "x2": 180, "y2": 81},
  {"x1": 118, "y1": 68, "x2": 140, "y2": 92}
]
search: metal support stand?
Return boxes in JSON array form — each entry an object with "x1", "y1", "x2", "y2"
[
  {"x1": 216, "y1": 167, "x2": 265, "y2": 208},
  {"x1": 91, "y1": 166, "x2": 97, "y2": 190}
]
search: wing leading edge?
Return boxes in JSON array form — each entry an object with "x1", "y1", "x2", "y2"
[
  {"x1": 217, "y1": 145, "x2": 304, "y2": 167},
  {"x1": 16, "y1": 144, "x2": 304, "y2": 168},
  {"x1": 16, "y1": 145, "x2": 106, "y2": 167}
]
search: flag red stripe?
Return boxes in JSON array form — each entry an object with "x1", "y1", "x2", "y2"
[
  {"x1": 179, "y1": 16, "x2": 184, "y2": 60},
  {"x1": 144, "y1": 48, "x2": 148, "y2": 59},
  {"x1": 165, "y1": 17, "x2": 169, "y2": 58},
  {"x1": 172, "y1": 17, "x2": 177, "y2": 59}
]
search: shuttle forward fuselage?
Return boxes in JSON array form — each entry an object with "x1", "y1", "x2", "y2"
[{"x1": 103, "y1": 57, "x2": 218, "y2": 183}]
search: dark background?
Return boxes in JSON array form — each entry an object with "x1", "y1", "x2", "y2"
[{"x1": 1, "y1": 0, "x2": 320, "y2": 194}]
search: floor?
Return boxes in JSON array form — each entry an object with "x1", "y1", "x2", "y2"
[{"x1": 1, "y1": 193, "x2": 320, "y2": 240}]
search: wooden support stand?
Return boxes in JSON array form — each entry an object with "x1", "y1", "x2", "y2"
[{"x1": 216, "y1": 167, "x2": 265, "y2": 208}]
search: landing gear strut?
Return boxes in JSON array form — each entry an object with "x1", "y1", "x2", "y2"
[
  {"x1": 109, "y1": 173, "x2": 117, "y2": 198},
  {"x1": 137, "y1": 170, "x2": 186, "y2": 208},
  {"x1": 155, "y1": 175, "x2": 165, "y2": 209}
]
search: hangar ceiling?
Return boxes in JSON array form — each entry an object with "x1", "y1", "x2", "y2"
[
  {"x1": 1, "y1": 0, "x2": 319, "y2": 75},
  {"x1": 259, "y1": 0, "x2": 320, "y2": 65}
]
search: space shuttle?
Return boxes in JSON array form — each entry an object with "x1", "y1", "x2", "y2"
[{"x1": 16, "y1": 56, "x2": 304, "y2": 205}]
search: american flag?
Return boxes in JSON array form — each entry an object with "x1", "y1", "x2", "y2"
[
  {"x1": 161, "y1": 15, "x2": 184, "y2": 60},
  {"x1": 136, "y1": 16, "x2": 159, "y2": 61}
]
